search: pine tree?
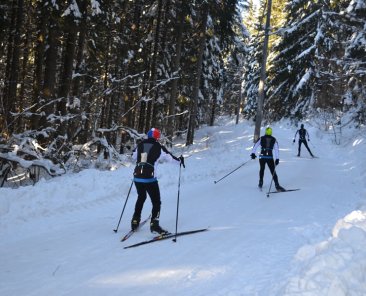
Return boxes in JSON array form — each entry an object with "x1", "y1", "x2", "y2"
[
  {"x1": 267, "y1": 0, "x2": 324, "y2": 120},
  {"x1": 339, "y1": 0, "x2": 366, "y2": 125},
  {"x1": 242, "y1": 0, "x2": 265, "y2": 119}
]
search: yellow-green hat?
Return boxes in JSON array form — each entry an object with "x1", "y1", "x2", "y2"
[{"x1": 265, "y1": 127, "x2": 272, "y2": 136}]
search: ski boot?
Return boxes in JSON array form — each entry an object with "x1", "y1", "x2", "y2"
[
  {"x1": 258, "y1": 180, "x2": 263, "y2": 189},
  {"x1": 275, "y1": 185, "x2": 286, "y2": 192},
  {"x1": 131, "y1": 215, "x2": 140, "y2": 231},
  {"x1": 150, "y1": 219, "x2": 169, "y2": 235}
]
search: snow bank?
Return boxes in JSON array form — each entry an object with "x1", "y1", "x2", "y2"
[{"x1": 281, "y1": 210, "x2": 366, "y2": 296}]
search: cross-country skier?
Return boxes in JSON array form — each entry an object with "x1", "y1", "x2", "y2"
[
  {"x1": 293, "y1": 124, "x2": 314, "y2": 157},
  {"x1": 131, "y1": 128, "x2": 184, "y2": 234},
  {"x1": 250, "y1": 127, "x2": 285, "y2": 192}
]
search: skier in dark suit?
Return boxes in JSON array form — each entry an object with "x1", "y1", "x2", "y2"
[
  {"x1": 293, "y1": 124, "x2": 314, "y2": 157},
  {"x1": 251, "y1": 127, "x2": 285, "y2": 192},
  {"x1": 131, "y1": 128, "x2": 184, "y2": 234}
]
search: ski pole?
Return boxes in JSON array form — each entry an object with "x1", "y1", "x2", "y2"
[
  {"x1": 173, "y1": 162, "x2": 183, "y2": 243},
  {"x1": 113, "y1": 180, "x2": 133, "y2": 233},
  {"x1": 266, "y1": 160, "x2": 278, "y2": 197},
  {"x1": 214, "y1": 159, "x2": 251, "y2": 184}
]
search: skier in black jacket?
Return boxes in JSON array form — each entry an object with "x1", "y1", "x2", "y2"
[
  {"x1": 293, "y1": 124, "x2": 314, "y2": 157},
  {"x1": 251, "y1": 127, "x2": 285, "y2": 192},
  {"x1": 131, "y1": 128, "x2": 184, "y2": 234}
]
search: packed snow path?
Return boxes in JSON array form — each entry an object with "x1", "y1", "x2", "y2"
[{"x1": 1, "y1": 119, "x2": 365, "y2": 296}]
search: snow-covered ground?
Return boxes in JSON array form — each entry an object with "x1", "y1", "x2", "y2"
[{"x1": 1, "y1": 118, "x2": 366, "y2": 296}]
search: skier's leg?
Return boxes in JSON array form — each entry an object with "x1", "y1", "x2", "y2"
[
  {"x1": 131, "y1": 182, "x2": 148, "y2": 230},
  {"x1": 146, "y1": 182, "x2": 168, "y2": 234},
  {"x1": 304, "y1": 141, "x2": 314, "y2": 156},
  {"x1": 259, "y1": 158, "x2": 265, "y2": 186},
  {"x1": 267, "y1": 159, "x2": 279, "y2": 187},
  {"x1": 146, "y1": 181, "x2": 161, "y2": 220}
]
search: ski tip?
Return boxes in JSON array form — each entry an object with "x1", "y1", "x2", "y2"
[{"x1": 121, "y1": 234, "x2": 131, "y2": 242}]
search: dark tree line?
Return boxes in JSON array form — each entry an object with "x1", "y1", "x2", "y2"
[{"x1": 0, "y1": 0, "x2": 246, "y2": 154}]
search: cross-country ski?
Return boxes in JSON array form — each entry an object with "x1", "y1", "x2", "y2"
[
  {"x1": 267, "y1": 189, "x2": 301, "y2": 194},
  {"x1": 120, "y1": 215, "x2": 151, "y2": 242},
  {"x1": 124, "y1": 228, "x2": 208, "y2": 249}
]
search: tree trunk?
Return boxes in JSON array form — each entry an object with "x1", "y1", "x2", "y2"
[
  {"x1": 144, "y1": 0, "x2": 163, "y2": 131},
  {"x1": 57, "y1": 26, "x2": 77, "y2": 136},
  {"x1": 137, "y1": 67, "x2": 150, "y2": 133},
  {"x1": 186, "y1": 5, "x2": 208, "y2": 146},
  {"x1": 31, "y1": 0, "x2": 48, "y2": 130},
  {"x1": 5, "y1": 0, "x2": 24, "y2": 133},
  {"x1": 235, "y1": 82, "x2": 242, "y2": 124},
  {"x1": 210, "y1": 92, "x2": 217, "y2": 126},
  {"x1": 18, "y1": 3, "x2": 31, "y2": 132},
  {"x1": 67, "y1": 0, "x2": 88, "y2": 142},
  {"x1": 3, "y1": 0, "x2": 16, "y2": 133},
  {"x1": 40, "y1": 11, "x2": 59, "y2": 130},
  {"x1": 127, "y1": 0, "x2": 142, "y2": 131},
  {"x1": 71, "y1": 0, "x2": 87, "y2": 98},
  {"x1": 167, "y1": 0, "x2": 185, "y2": 141},
  {"x1": 112, "y1": 0, "x2": 129, "y2": 132},
  {"x1": 100, "y1": 46, "x2": 111, "y2": 130},
  {"x1": 254, "y1": 0, "x2": 272, "y2": 143},
  {"x1": 151, "y1": 0, "x2": 170, "y2": 130}
]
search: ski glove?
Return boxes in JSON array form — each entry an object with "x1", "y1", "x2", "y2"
[
  {"x1": 250, "y1": 153, "x2": 256, "y2": 160},
  {"x1": 275, "y1": 159, "x2": 279, "y2": 165},
  {"x1": 293, "y1": 139, "x2": 295, "y2": 143},
  {"x1": 179, "y1": 155, "x2": 185, "y2": 168},
  {"x1": 308, "y1": 139, "x2": 310, "y2": 141}
]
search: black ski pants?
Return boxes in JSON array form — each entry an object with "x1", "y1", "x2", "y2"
[
  {"x1": 259, "y1": 158, "x2": 279, "y2": 186},
  {"x1": 298, "y1": 140, "x2": 313, "y2": 156},
  {"x1": 133, "y1": 181, "x2": 161, "y2": 221}
]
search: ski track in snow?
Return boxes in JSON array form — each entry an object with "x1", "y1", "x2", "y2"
[{"x1": 0, "y1": 118, "x2": 365, "y2": 296}]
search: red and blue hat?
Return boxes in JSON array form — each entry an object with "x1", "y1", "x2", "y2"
[{"x1": 147, "y1": 128, "x2": 161, "y2": 140}]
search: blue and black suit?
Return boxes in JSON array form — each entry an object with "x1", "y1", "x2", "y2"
[
  {"x1": 251, "y1": 135, "x2": 281, "y2": 187},
  {"x1": 132, "y1": 138, "x2": 179, "y2": 222}
]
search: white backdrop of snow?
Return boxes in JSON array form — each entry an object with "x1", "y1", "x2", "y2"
[{"x1": 1, "y1": 117, "x2": 366, "y2": 296}]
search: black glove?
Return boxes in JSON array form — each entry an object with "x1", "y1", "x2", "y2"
[
  {"x1": 275, "y1": 159, "x2": 279, "y2": 166},
  {"x1": 308, "y1": 139, "x2": 310, "y2": 141},
  {"x1": 293, "y1": 139, "x2": 295, "y2": 143},
  {"x1": 250, "y1": 153, "x2": 256, "y2": 160},
  {"x1": 179, "y1": 155, "x2": 185, "y2": 168}
]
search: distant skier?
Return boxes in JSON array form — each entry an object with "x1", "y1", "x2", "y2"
[
  {"x1": 131, "y1": 128, "x2": 184, "y2": 234},
  {"x1": 293, "y1": 124, "x2": 314, "y2": 157},
  {"x1": 251, "y1": 127, "x2": 285, "y2": 192}
]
